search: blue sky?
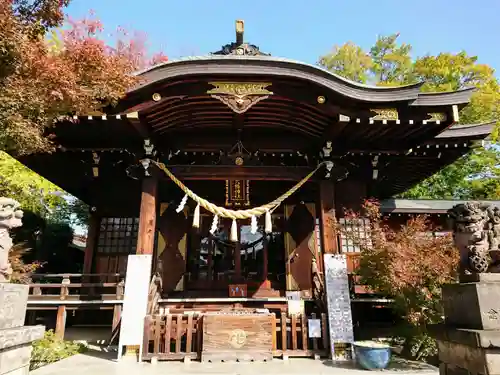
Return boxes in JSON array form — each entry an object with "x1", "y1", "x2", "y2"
[{"x1": 66, "y1": 0, "x2": 500, "y2": 73}]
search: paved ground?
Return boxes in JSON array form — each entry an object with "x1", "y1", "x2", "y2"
[{"x1": 31, "y1": 350, "x2": 438, "y2": 375}]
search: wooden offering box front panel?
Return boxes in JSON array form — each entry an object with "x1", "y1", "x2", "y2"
[{"x1": 201, "y1": 313, "x2": 273, "y2": 362}]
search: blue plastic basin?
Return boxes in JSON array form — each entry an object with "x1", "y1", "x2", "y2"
[{"x1": 353, "y1": 341, "x2": 391, "y2": 370}]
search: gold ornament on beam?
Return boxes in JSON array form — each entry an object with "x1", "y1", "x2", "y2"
[
  {"x1": 427, "y1": 112, "x2": 447, "y2": 122},
  {"x1": 235, "y1": 156, "x2": 244, "y2": 166},
  {"x1": 207, "y1": 82, "x2": 273, "y2": 114},
  {"x1": 370, "y1": 108, "x2": 399, "y2": 121}
]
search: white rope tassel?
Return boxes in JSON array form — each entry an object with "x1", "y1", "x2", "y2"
[
  {"x1": 250, "y1": 215, "x2": 258, "y2": 235},
  {"x1": 192, "y1": 204, "x2": 200, "y2": 229},
  {"x1": 209, "y1": 215, "x2": 219, "y2": 235},
  {"x1": 230, "y1": 219, "x2": 238, "y2": 242},
  {"x1": 176, "y1": 194, "x2": 188, "y2": 213},
  {"x1": 265, "y1": 210, "x2": 272, "y2": 234}
]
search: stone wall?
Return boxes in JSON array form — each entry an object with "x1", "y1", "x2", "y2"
[{"x1": 0, "y1": 198, "x2": 44, "y2": 375}]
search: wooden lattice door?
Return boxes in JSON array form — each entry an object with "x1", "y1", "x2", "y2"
[{"x1": 94, "y1": 217, "x2": 139, "y2": 281}]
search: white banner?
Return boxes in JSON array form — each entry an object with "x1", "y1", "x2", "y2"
[{"x1": 117, "y1": 254, "x2": 152, "y2": 361}]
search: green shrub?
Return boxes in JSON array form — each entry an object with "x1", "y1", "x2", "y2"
[{"x1": 30, "y1": 330, "x2": 87, "y2": 370}]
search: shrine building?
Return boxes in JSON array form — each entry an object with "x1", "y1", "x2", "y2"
[{"x1": 14, "y1": 21, "x2": 495, "y2": 360}]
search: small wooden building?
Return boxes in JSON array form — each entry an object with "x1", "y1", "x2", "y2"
[{"x1": 15, "y1": 21, "x2": 494, "y2": 358}]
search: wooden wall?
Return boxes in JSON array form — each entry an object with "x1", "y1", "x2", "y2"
[{"x1": 334, "y1": 179, "x2": 367, "y2": 216}]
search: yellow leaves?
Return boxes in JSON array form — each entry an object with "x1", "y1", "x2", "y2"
[
  {"x1": 319, "y1": 42, "x2": 373, "y2": 83},
  {"x1": 321, "y1": 34, "x2": 500, "y2": 148},
  {"x1": 415, "y1": 52, "x2": 497, "y2": 94},
  {"x1": 0, "y1": 150, "x2": 65, "y2": 214},
  {"x1": 45, "y1": 28, "x2": 64, "y2": 54}
]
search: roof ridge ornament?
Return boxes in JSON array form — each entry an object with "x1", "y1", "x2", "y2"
[{"x1": 211, "y1": 20, "x2": 270, "y2": 56}]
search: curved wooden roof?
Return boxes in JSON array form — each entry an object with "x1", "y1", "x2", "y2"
[
  {"x1": 436, "y1": 122, "x2": 494, "y2": 139},
  {"x1": 12, "y1": 40, "x2": 490, "y2": 209},
  {"x1": 95, "y1": 55, "x2": 476, "y2": 156},
  {"x1": 127, "y1": 55, "x2": 474, "y2": 106}
]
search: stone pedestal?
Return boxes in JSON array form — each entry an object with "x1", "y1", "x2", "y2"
[
  {"x1": 432, "y1": 275, "x2": 500, "y2": 375},
  {"x1": 0, "y1": 283, "x2": 45, "y2": 375}
]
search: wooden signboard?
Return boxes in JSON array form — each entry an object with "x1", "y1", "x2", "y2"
[
  {"x1": 117, "y1": 254, "x2": 152, "y2": 361},
  {"x1": 201, "y1": 313, "x2": 273, "y2": 362},
  {"x1": 324, "y1": 254, "x2": 354, "y2": 359},
  {"x1": 225, "y1": 180, "x2": 250, "y2": 207}
]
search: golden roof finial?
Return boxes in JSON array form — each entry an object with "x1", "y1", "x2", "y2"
[{"x1": 235, "y1": 20, "x2": 244, "y2": 45}]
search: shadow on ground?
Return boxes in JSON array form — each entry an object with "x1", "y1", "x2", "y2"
[
  {"x1": 81, "y1": 346, "x2": 118, "y2": 362},
  {"x1": 322, "y1": 356, "x2": 436, "y2": 371}
]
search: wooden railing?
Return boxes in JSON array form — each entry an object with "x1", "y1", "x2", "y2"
[
  {"x1": 142, "y1": 314, "x2": 201, "y2": 361},
  {"x1": 142, "y1": 312, "x2": 329, "y2": 362},
  {"x1": 272, "y1": 313, "x2": 328, "y2": 359},
  {"x1": 27, "y1": 273, "x2": 125, "y2": 340},
  {"x1": 28, "y1": 273, "x2": 125, "y2": 301}
]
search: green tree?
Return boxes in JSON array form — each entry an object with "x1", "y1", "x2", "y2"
[
  {"x1": 319, "y1": 34, "x2": 500, "y2": 199},
  {"x1": 0, "y1": 151, "x2": 66, "y2": 215},
  {"x1": 370, "y1": 33, "x2": 415, "y2": 86},
  {"x1": 403, "y1": 52, "x2": 500, "y2": 199},
  {"x1": 319, "y1": 42, "x2": 373, "y2": 84},
  {"x1": 401, "y1": 147, "x2": 500, "y2": 200}
]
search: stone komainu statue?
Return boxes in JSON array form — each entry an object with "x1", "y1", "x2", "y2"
[
  {"x1": 448, "y1": 202, "x2": 500, "y2": 275},
  {"x1": 0, "y1": 198, "x2": 23, "y2": 283}
]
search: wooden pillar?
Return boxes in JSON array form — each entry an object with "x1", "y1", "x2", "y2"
[
  {"x1": 112, "y1": 278, "x2": 124, "y2": 335},
  {"x1": 234, "y1": 223, "x2": 241, "y2": 281},
  {"x1": 83, "y1": 214, "x2": 99, "y2": 274},
  {"x1": 319, "y1": 180, "x2": 338, "y2": 255},
  {"x1": 262, "y1": 235, "x2": 271, "y2": 288},
  {"x1": 136, "y1": 177, "x2": 158, "y2": 255},
  {"x1": 125, "y1": 178, "x2": 156, "y2": 356},
  {"x1": 55, "y1": 305, "x2": 66, "y2": 339}
]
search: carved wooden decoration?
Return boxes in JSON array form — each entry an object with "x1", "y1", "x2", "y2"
[
  {"x1": 225, "y1": 180, "x2": 250, "y2": 207},
  {"x1": 370, "y1": 108, "x2": 399, "y2": 121},
  {"x1": 207, "y1": 82, "x2": 273, "y2": 114},
  {"x1": 427, "y1": 112, "x2": 447, "y2": 122}
]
